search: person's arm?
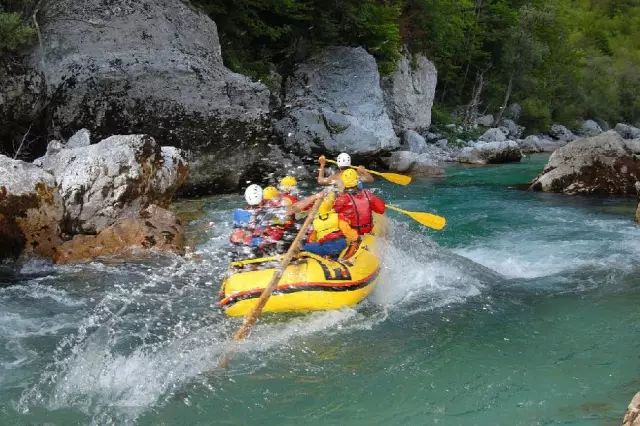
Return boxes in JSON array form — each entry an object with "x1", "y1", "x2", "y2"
[
  {"x1": 317, "y1": 155, "x2": 331, "y2": 185},
  {"x1": 338, "y1": 219, "x2": 358, "y2": 242},
  {"x1": 369, "y1": 192, "x2": 386, "y2": 214},
  {"x1": 356, "y1": 166, "x2": 374, "y2": 183},
  {"x1": 289, "y1": 191, "x2": 324, "y2": 214}
]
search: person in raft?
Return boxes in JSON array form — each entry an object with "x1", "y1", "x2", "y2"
[
  {"x1": 317, "y1": 153, "x2": 375, "y2": 187},
  {"x1": 229, "y1": 184, "x2": 268, "y2": 258},
  {"x1": 278, "y1": 175, "x2": 300, "y2": 205},
  {"x1": 334, "y1": 168, "x2": 386, "y2": 236},
  {"x1": 302, "y1": 192, "x2": 358, "y2": 259}
]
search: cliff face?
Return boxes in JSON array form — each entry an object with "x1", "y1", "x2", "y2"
[{"x1": 1, "y1": 0, "x2": 440, "y2": 194}]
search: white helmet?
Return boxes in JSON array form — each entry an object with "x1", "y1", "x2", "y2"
[
  {"x1": 336, "y1": 152, "x2": 351, "y2": 168},
  {"x1": 244, "y1": 184, "x2": 263, "y2": 206}
]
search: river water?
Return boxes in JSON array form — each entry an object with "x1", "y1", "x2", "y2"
[{"x1": 1, "y1": 154, "x2": 639, "y2": 425}]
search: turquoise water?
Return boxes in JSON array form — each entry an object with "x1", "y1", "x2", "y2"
[{"x1": 1, "y1": 154, "x2": 639, "y2": 425}]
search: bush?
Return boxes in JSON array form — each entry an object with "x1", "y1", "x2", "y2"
[{"x1": 0, "y1": 12, "x2": 35, "y2": 53}]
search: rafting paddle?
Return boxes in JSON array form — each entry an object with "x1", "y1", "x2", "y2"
[
  {"x1": 217, "y1": 194, "x2": 325, "y2": 369},
  {"x1": 386, "y1": 205, "x2": 447, "y2": 230},
  {"x1": 326, "y1": 159, "x2": 412, "y2": 186}
]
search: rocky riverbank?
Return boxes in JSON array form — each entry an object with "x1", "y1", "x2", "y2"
[{"x1": 0, "y1": 130, "x2": 187, "y2": 263}]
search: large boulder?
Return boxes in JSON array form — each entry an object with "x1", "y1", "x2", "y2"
[
  {"x1": 518, "y1": 135, "x2": 568, "y2": 153},
  {"x1": 476, "y1": 114, "x2": 494, "y2": 127},
  {"x1": 53, "y1": 204, "x2": 184, "y2": 264},
  {"x1": 615, "y1": 123, "x2": 640, "y2": 140},
  {"x1": 0, "y1": 63, "x2": 48, "y2": 159},
  {"x1": 549, "y1": 124, "x2": 577, "y2": 142},
  {"x1": 579, "y1": 119, "x2": 603, "y2": 137},
  {"x1": 382, "y1": 53, "x2": 437, "y2": 132},
  {"x1": 478, "y1": 128, "x2": 507, "y2": 143},
  {"x1": 500, "y1": 119, "x2": 524, "y2": 139},
  {"x1": 385, "y1": 151, "x2": 443, "y2": 176},
  {"x1": 38, "y1": 133, "x2": 188, "y2": 234},
  {"x1": 275, "y1": 46, "x2": 399, "y2": 156},
  {"x1": 35, "y1": 0, "x2": 271, "y2": 193},
  {"x1": 623, "y1": 392, "x2": 640, "y2": 426},
  {"x1": 401, "y1": 130, "x2": 428, "y2": 154},
  {"x1": 530, "y1": 131, "x2": 640, "y2": 194},
  {"x1": 458, "y1": 141, "x2": 522, "y2": 165},
  {"x1": 0, "y1": 156, "x2": 63, "y2": 259}
]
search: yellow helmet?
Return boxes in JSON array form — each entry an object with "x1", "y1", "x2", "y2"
[
  {"x1": 279, "y1": 175, "x2": 297, "y2": 191},
  {"x1": 341, "y1": 168, "x2": 359, "y2": 189},
  {"x1": 263, "y1": 186, "x2": 279, "y2": 201},
  {"x1": 318, "y1": 192, "x2": 336, "y2": 215}
]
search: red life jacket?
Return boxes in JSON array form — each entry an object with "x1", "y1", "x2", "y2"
[{"x1": 335, "y1": 191, "x2": 374, "y2": 235}]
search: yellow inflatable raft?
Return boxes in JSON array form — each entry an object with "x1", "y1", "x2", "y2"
[{"x1": 218, "y1": 216, "x2": 385, "y2": 317}]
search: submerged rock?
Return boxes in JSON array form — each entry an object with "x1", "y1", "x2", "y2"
[
  {"x1": 458, "y1": 141, "x2": 522, "y2": 165},
  {"x1": 0, "y1": 155, "x2": 63, "y2": 259},
  {"x1": 530, "y1": 131, "x2": 640, "y2": 195},
  {"x1": 35, "y1": 0, "x2": 270, "y2": 193},
  {"x1": 275, "y1": 46, "x2": 399, "y2": 156},
  {"x1": 38, "y1": 134, "x2": 188, "y2": 234},
  {"x1": 382, "y1": 53, "x2": 437, "y2": 132},
  {"x1": 53, "y1": 205, "x2": 184, "y2": 264},
  {"x1": 623, "y1": 392, "x2": 640, "y2": 426}
]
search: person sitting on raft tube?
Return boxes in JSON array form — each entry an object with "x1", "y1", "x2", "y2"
[
  {"x1": 317, "y1": 153, "x2": 374, "y2": 187},
  {"x1": 302, "y1": 192, "x2": 358, "y2": 259},
  {"x1": 334, "y1": 168, "x2": 385, "y2": 235},
  {"x1": 229, "y1": 184, "x2": 268, "y2": 257}
]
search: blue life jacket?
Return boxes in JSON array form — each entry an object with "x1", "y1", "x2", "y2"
[{"x1": 233, "y1": 208, "x2": 253, "y2": 228}]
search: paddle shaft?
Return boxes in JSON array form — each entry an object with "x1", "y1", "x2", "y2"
[
  {"x1": 217, "y1": 196, "x2": 324, "y2": 369},
  {"x1": 326, "y1": 159, "x2": 383, "y2": 177}
]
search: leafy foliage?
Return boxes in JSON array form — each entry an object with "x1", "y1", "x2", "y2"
[
  {"x1": 194, "y1": 0, "x2": 640, "y2": 130},
  {"x1": 0, "y1": 11, "x2": 35, "y2": 53}
]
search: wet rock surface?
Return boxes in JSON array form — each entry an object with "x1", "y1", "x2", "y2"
[
  {"x1": 385, "y1": 151, "x2": 444, "y2": 176},
  {"x1": 530, "y1": 131, "x2": 640, "y2": 195},
  {"x1": 0, "y1": 155, "x2": 63, "y2": 259},
  {"x1": 623, "y1": 392, "x2": 640, "y2": 426},
  {"x1": 53, "y1": 205, "x2": 185, "y2": 264}
]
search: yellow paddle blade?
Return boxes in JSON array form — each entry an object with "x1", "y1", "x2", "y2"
[
  {"x1": 325, "y1": 159, "x2": 412, "y2": 186},
  {"x1": 387, "y1": 205, "x2": 447, "y2": 230},
  {"x1": 368, "y1": 170, "x2": 412, "y2": 186}
]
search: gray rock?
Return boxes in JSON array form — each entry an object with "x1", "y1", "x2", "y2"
[
  {"x1": 435, "y1": 139, "x2": 449, "y2": 149},
  {"x1": 40, "y1": 134, "x2": 188, "y2": 234},
  {"x1": 518, "y1": 135, "x2": 543, "y2": 153},
  {"x1": 505, "y1": 103, "x2": 522, "y2": 121},
  {"x1": 500, "y1": 119, "x2": 524, "y2": 139},
  {"x1": 34, "y1": 0, "x2": 270, "y2": 193},
  {"x1": 65, "y1": 129, "x2": 90, "y2": 149},
  {"x1": 530, "y1": 131, "x2": 640, "y2": 195},
  {"x1": 458, "y1": 141, "x2": 522, "y2": 165},
  {"x1": 382, "y1": 53, "x2": 437, "y2": 132},
  {"x1": 386, "y1": 151, "x2": 443, "y2": 176},
  {"x1": 623, "y1": 391, "x2": 640, "y2": 425},
  {"x1": 402, "y1": 130, "x2": 428, "y2": 154},
  {"x1": 476, "y1": 114, "x2": 494, "y2": 127},
  {"x1": 518, "y1": 134, "x2": 567, "y2": 153},
  {"x1": 0, "y1": 65, "x2": 47, "y2": 159},
  {"x1": 276, "y1": 46, "x2": 399, "y2": 155},
  {"x1": 614, "y1": 123, "x2": 640, "y2": 139},
  {"x1": 425, "y1": 132, "x2": 443, "y2": 142},
  {"x1": 0, "y1": 155, "x2": 63, "y2": 259},
  {"x1": 579, "y1": 120, "x2": 603, "y2": 137},
  {"x1": 549, "y1": 124, "x2": 577, "y2": 142},
  {"x1": 478, "y1": 128, "x2": 507, "y2": 143}
]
